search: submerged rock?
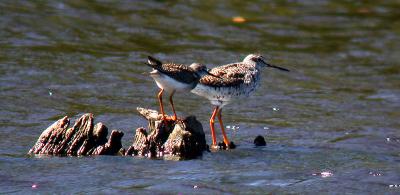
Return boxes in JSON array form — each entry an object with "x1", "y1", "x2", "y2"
[{"x1": 254, "y1": 135, "x2": 266, "y2": 146}]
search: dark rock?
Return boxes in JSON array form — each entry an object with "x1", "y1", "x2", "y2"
[
  {"x1": 254, "y1": 135, "x2": 266, "y2": 146},
  {"x1": 229, "y1": 141, "x2": 236, "y2": 149}
]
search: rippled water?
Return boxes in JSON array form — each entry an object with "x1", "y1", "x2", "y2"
[{"x1": 1, "y1": 1, "x2": 400, "y2": 194}]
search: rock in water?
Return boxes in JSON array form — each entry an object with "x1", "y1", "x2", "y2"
[
  {"x1": 125, "y1": 107, "x2": 207, "y2": 159},
  {"x1": 254, "y1": 135, "x2": 266, "y2": 146}
]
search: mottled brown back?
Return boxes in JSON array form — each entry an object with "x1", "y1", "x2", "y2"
[
  {"x1": 158, "y1": 63, "x2": 199, "y2": 84},
  {"x1": 147, "y1": 56, "x2": 199, "y2": 84},
  {"x1": 199, "y1": 63, "x2": 257, "y2": 87}
]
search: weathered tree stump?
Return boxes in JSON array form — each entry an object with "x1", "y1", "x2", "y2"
[
  {"x1": 28, "y1": 114, "x2": 124, "y2": 156},
  {"x1": 29, "y1": 108, "x2": 207, "y2": 159},
  {"x1": 125, "y1": 107, "x2": 207, "y2": 159}
]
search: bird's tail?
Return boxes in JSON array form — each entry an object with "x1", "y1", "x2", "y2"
[{"x1": 146, "y1": 56, "x2": 162, "y2": 68}]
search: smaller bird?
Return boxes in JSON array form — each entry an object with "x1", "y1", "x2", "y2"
[{"x1": 146, "y1": 56, "x2": 216, "y2": 121}]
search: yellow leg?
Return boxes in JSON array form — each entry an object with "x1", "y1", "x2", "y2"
[
  {"x1": 169, "y1": 91, "x2": 177, "y2": 121},
  {"x1": 157, "y1": 89, "x2": 166, "y2": 120},
  {"x1": 209, "y1": 106, "x2": 219, "y2": 146},
  {"x1": 217, "y1": 108, "x2": 231, "y2": 148}
]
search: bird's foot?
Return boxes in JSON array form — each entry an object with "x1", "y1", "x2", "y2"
[
  {"x1": 210, "y1": 141, "x2": 236, "y2": 150},
  {"x1": 160, "y1": 116, "x2": 181, "y2": 125},
  {"x1": 165, "y1": 115, "x2": 182, "y2": 122},
  {"x1": 160, "y1": 116, "x2": 175, "y2": 127}
]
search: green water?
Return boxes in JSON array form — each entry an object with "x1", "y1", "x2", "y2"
[{"x1": 1, "y1": 1, "x2": 399, "y2": 194}]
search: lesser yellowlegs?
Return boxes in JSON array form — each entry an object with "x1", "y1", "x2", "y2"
[
  {"x1": 146, "y1": 56, "x2": 216, "y2": 121},
  {"x1": 191, "y1": 54, "x2": 289, "y2": 148}
]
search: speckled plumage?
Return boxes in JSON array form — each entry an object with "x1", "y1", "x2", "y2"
[
  {"x1": 192, "y1": 58, "x2": 262, "y2": 107},
  {"x1": 151, "y1": 62, "x2": 200, "y2": 85},
  {"x1": 200, "y1": 62, "x2": 259, "y2": 86},
  {"x1": 146, "y1": 56, "x2": 213, "y2": 120},
  {"x1": 190, "y1": 54, "x2": 289, "y2": 147},
  {"x1": 147, "y1": 56, "x2": 202, "y2": 88}
]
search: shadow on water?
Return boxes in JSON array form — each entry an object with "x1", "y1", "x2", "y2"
[{"x1": 1, "y1": 0, "x2": 400, "y2": 194}]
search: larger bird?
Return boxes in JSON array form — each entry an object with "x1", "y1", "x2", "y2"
[
  {"x1": 191, "y1": 54, "x2": 289, "y2": 148},
  {"x1": 146, "y1": 56, "x2": 215, "y2": 121}
]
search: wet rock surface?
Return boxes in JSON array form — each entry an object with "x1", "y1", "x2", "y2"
[
  {"x1": 254, "y1": 135, "x2": 266, "y2": 146},
  {"x1": 29, "y1": 108, "x2": 207, "y2": 159}
]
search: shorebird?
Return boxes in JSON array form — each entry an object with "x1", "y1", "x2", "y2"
[
  {"x1": 191, "y1": 54, "x2": 289, "y2": 148},
  {"x1": 146, "y1": 56, "x2": 216, "y2": 121}
]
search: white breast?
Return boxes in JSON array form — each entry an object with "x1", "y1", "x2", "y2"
[{"x1": 150, "y1": 70, "x2": 193, "y2": 92}]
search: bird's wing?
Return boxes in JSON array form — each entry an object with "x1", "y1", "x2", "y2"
[
  {"x1": 212, "y1": 63, "x2": 251, "y2": 78},
  {"x1": 146, "y1": 56, "x2": 197, "y2": 84},
  {"x1": 199, "y1": 75, "x2": 243, "y2": 87},
  {"x1": 199, "y1": 63, "x2": 254, "y2": 87},
  {"x1": 159, "y1": 63, "x2": 197, "y2": 84}
]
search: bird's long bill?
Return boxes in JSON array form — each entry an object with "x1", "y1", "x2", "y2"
[
  {"x1": 260, "y1": 57, "x2": 290, "y2": 72},
  {"x1": 267, "y1": 64, "x2": 290, "y2": 72}
]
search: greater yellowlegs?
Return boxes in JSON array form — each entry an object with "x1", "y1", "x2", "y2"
[
  {"x1": 146, "y1": 56, "x2": 216, "y2": 121},
  {"x1": 191, "y1": 54, "x2": 289, "y2": 148}
]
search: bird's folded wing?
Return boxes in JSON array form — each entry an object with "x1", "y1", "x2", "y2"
[
  {"x1": 158, "y1": 63, "x2": 197, "y2": 84},
  {"x1": 200, "y1": 62, "x2": 253, "y2": 87},
  {"x1": 199, "y1": 75, "x2": 244, "y2": 87}
]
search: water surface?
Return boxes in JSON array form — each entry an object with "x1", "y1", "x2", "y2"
[{"x1": 1, "y1": 1, "x2": 400, "y2": 194}]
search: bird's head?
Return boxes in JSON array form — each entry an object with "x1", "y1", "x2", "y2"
[
  {"x1": 190, "y1": 63, "x2": 220, "y2": 78},
  {"x1": 243, "y1": 54, "x2": 289, "y2": 72}
]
